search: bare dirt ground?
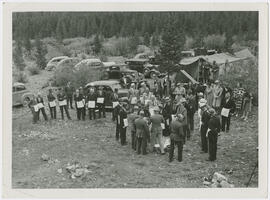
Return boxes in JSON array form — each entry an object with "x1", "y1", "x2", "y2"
[{"x1": 12, "y1": 71, "x2": 258, "y2": 188}]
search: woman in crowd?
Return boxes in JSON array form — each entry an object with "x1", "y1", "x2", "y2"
[
  {"x1": 204, "y1": 81, "x2": 214, "y2": 107},
  {"x1": 212, "y1": 80, "x2": 223, "y2": 112},
  {"x1": 233, "y1": 82, "x2": 245, "y2": 117}
]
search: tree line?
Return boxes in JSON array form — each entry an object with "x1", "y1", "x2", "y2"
[{"x1": 13, "y1": 12, "x2": 258, "y2": 44}]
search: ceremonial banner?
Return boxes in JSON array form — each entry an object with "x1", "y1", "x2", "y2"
[
  {"x1": 59, "y1": 100, "x2": 67, "y2": 106},
  {"x1": 123, "y1": 118, "x2": 128, "y2": 127},
  {"x1": 76, "y1": 101, "x2": 84, "y2": 108},
  {"x1": 37, "y1": 103, "x2": 44, "y2": 109},
  {"x1": 49, "y1": 101, "x2": 56, "y2": 107},
  {"x1": 131, "y1": 97, "x2": 137, "y2": 104},
  {"x1": 161, "y1": 123, "x2": 165, "y2": 130},
  {"x1": 33, "y1": 105, "x2": 39, "y2": 112},
  {"x1": 88, "y1": 101, "x2": 95, "y2": 108},
  {"x1": 221, "y1": 108, "x2": 230, "y2": 117},
  {"x1": 112, "y1": 101, "x2": 119, "y2": 108},
  {"x1": 97, "y1": 97, "x2": 104, "y2": 104}
]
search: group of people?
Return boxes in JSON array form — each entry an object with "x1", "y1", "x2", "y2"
[{"x1": 27, "y1": 75, "x2": 253, "y2": 163}]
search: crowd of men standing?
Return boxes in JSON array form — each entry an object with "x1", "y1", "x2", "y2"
[{"x1": 27, "y1": 74, "x2": 253, "y2": 163}]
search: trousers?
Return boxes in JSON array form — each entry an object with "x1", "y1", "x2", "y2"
[
  {"x1": 76, "y1": 107, "x2": 85, "y2": 120},
  {"x1": 37, "y1": 107, "x2": 48, "y2": 121},
  {"x1": 221, "y1": 116, "x2": 231, "y2": 131},
  {"x1": 131, "y1": 130, "x2": 137, "y2": 150},
  {"x1": 60, "y1": 105, "x2": 71, "y2": 120},
  {"x1": 208, "y1": 131, "x2": 218, "y2": 161},
  {"x1": 120, "y1": 127, "x2": 127, "y2": 145},
  {"x1": 97, "y1": 104, "x2": 106, "y2": 118},
  {"x1": 200, "y1": 124, "x2": 208, "y2": 153},
  {"x1": 150, "y1": 128, "x2": 164, "y2": 153},
  {"x1": 137, "y1": 137, "x2": 147, "y2": 155},
  {"x1": 169, "y1": 139, "x2": 183, "y2": 162},
  {"x1": 88, "y1": 108, "x2": 96, "y2": 120},
  {"x1": 67, "y1": 96, "x2": 73, "y2": 109},
  {"x1": 49, "y1": 106, "x2": 56, "y2": 119}
]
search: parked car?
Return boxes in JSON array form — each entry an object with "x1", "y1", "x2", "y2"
[
  {"x1": 45, "y1": 56, "x2": 69, "y2": 71},
  {"x1": 125, "y1": 58, "x2": 160, "y2": 78},
  {"x1": 12, "y1": 82, "x2": 34, "y2": 106},
  {"x1": 84, "y1": 80, "x2": 129, "y2": 110},
  {"x1": 74, "y1": 58, "x2": 103, "y2": 71},
  {"x1": 56, "y1": 57, "x2": 81, "y2": 69}
]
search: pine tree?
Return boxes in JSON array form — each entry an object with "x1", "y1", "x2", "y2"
[
  {"x1": 92, "y1": 34, "x2": 102, "y2": 55},
  {"x1": 24, "y1": 37, "x2": 32, "y2": 54},
  {"x1": 13, "y1": 40, "x2": 26, "y2": 71},
  {"x1": 143, "y1": 32, "x2": 150, "y2": 46},
  {"x1": 155, "y1": 22, "x2": 185, "y2": 72},
  {"x1": 34, "y1": 36, "x2": 47, "y2": 69},
  {"x1": 129, "y1": 32, "x2": 140, "y2": 53}
]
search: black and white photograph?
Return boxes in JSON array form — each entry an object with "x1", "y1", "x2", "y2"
[{"x1": 1, "y1": 1, "x2": 268, "y2": 199}]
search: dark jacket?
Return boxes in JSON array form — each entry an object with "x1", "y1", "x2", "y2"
[
  {"x1": 119, "y1": 108, "x2": 128, "y2": 128},
  {"x1": 135, "y1": 117, "x2": 149, "y2": 138},
  {"x1": 129, "y1": 113, "x2": 140, "y2": 132},
  {"x1": 36, "y1": 96, "x2": 44, "y2": 104},
  {"x1": 87, "y1": 92, "x2": 97, "y2": 102},
  {"x1": 47, "y1": 93, "x2": 56, "y2": 102},
  {"x1": 201, "y1": 109, "x2": 211, "y2": 128},
  {"x1": 57, "y1": 93, "x2": 67, "y2": 101},
  {"x1": 221, "y1": 98, "x2": 236, "y2": 114},
  {"x1": 170, "y1": 120, "x2": 184, "y2": 142},
  {"x1": 64, "y1": 85, "x2": 74, "y2": 97},
  {"x1": 73, "y1": 93, "x2": 84, "y2": 102},
  {"x1": 208, "y1": 115, "x2": 221, "y2": 134}
]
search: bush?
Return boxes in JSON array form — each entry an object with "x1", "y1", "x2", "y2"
[
  {"x1": 53, "y1": 64, "x2": 103, "y2": 88},
  {"x1": 14, "y1": 71, "x2": 28, "y2": 83},
  {"x1": 27, "y1": 64, "x2": 40, "y2": 75}
]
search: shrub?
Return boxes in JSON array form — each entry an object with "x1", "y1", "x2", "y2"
[
  {"x1": 15, "y1": 71, "x2": 28, "y2": 83},
  {"x1": 27, "y1": 64, "x2": 40, "y2": 75}
]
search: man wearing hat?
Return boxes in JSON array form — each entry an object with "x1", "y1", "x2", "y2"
[
  {"x1": 135, "y1": 110, "x2": 150, "y2": 155},
  {"x1": 149, "y1": 106, "x2": 165, "y2": 154},
  {"x1": 176, "y1": 98, "x2": 188, "y2": 143},
  {"x1": 128, "y1": 106, "x2": 140, "y2": 150},
  {"x1": 207, "y1": 108, "x2": 221, "y2": 161},
  {"x1": 96, "y1": 86, "x2": 106, "y2": 118},
  {"x1": 169, "y1": 113, "x2": 185, "y2": 162},
  {"x1": 111, "y1": 88, "x2": 119, "y2": 121},
  {"x1": 119, "y1": 102, "x2": 128, "y2": 145},
  {"x1": 162, "y1": 97, "x2": 172, "y2": 137},
  {"x1": 199, "y1": 98, "x2": 210, "y2": 153},
  {"x1": 129, "y1": 83, "x2": 139, "y2": 113}
]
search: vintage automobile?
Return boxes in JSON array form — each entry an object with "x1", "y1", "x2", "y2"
[
  {"x1": 12, "y1": 82, "x2": 34, "y2": 106},
  {"x1": 84, "y1": 80, "x2": 129, "y2": 110},
  {"x1": 125, "y1": 58, "x2": 160, "y2": 78},
  {"x1": 56, "y1": 57, "x2": 81, "y2": 69},
  {"x1": 74, "y1": 58, "x2": 103, "y2": 71},
  {"x1": 45, "y1": 56, "x2": 69, "y2": 71}
]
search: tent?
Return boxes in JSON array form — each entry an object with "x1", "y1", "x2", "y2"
[
  {"x1": 234, "y1": 48, "x2": 255, "y2": 59},
  {"x1": 177, "y1": 53, "x2": 248, "y2": 82}
]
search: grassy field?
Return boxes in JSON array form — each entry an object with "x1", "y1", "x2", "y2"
[{"x1": 12, "y1": 70, "x2": 258, "y2": 188}]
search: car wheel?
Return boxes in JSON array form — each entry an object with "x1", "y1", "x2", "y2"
[
  {"x1": 150, "y1": 71, "x2": 156, "y2": 79},
  {"x1": 23, "y1": 97, "x2": 30, "y2": 106}
]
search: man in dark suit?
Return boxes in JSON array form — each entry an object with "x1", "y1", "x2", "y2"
[
  {"x1": 74, "y1": 89, "x2": 85, "y2": 120},
  {"x1": 221, "y1": 91, "x2": 236, "y2": 132},
  {"x1": 86, "y1": 87, "x2": 97, "y2": 120},
  {"x1": 57, "y1": 88, "x2": 71, "y2": 120},
  {"x1": 64, "y1": 81, "x2": 74, "y2": 109},
  {"x1": 47, "y1": 88, "x2": 57, "y2": 119},
  {"x1": 128, "y1": 106, "x2": 140, "y2": 150},
  {"x1": 96, "y1": 86, "x2": 106, "y2": 118},
  {"x1": 36, "y1": 92, "x2": 48, "y2": 121},
  {"x1": 207, "y1": 108, "x2": 221, "y2": 161},
  {"x1": 119, "y1": 102, "x2": 128, "y2": 146},
  {"x1": 135, "y1": 111, "x2": 150, "y2": 155},
  {"x1": 169, "y1": 113, "x2": 185, "y2": 162},
  {"x1": 162, "y1": 97, "x2": 172, "y2": 137}
]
